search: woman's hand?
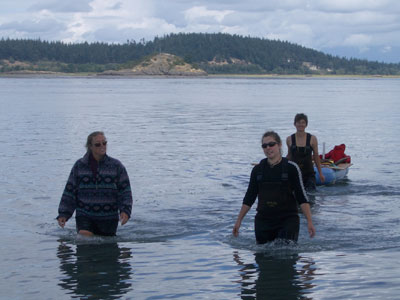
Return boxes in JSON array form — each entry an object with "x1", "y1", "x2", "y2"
[
  {"x1": 232, "y1": 221, "x2": 241, "y2": 237},
  {"x1": 319, "y1": 172, "x2": 325, "y2": 183},
  {"x1": 120, "y1": 212, "x2": 129, "y2": 225},
  {"x1": 308, "y1": 222, "x2": 316, "y2": 238},
  {"x1": 57, "y1": 217, "x2": 67, "y2": 228}
]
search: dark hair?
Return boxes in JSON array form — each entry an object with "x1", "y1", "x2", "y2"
[
  {"x1": 294, "y1": 113, "x2": 308, "y2": 125},
  {"x1": 261, "y1": 131, "x2": 282, "y2": 145},
  {"x1": 86, "y1": 131, "x2": 105, "y2": 150}
]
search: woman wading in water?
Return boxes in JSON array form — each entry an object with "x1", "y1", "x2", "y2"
[
  {"x1": 233, "y1": 131, "x2": 315, "y2": 244},
  {"x1": 286, "y1": 113, "x2": 325, "y2": 191}
]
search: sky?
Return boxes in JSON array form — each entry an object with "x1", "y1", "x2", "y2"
[{"x1": 1, "y1": 0, "x2": 400, "y2": 63}]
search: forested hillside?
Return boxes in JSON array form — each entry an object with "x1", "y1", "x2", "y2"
[{"x1": 1, "y1": 33, "x2": 399, "y2": 75}]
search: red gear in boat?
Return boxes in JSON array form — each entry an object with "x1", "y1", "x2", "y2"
[{"x1": 320, "y1": 144, "x2": 351, "y2": 164}]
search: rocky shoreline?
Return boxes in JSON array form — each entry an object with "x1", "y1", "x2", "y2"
[{"x1": 99, "y1": 53, "x2": 207, "y2": 77}]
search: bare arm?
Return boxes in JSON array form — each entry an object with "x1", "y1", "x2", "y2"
[
  {"x1": 300, "y1": 203, "x2": 316, "y2": 238},
  {"x1": 232, "y1": 204, "x2": 251, "y2": 237},
  {"x1": 286, "y1": 136, "x2": 292, "y2": 160},
  {"x1": 311, "y1": 135, "x2": 325, "y2": 183}
]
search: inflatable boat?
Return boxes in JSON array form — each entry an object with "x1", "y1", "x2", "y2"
[{"x1": 314, "y1": 162, "x2": 352, "y2": 185}]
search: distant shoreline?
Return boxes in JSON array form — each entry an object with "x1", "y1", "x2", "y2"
[
  {"x1": 1, "y1": 71, "x2": 400, "y2": 79},
  {"x1": 209, "y1": 74, "x2": 400, "y2": 79}
]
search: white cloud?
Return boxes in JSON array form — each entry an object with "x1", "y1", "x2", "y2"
[
  {"x1": 343, "y1": 33, "x2": 371, "y2": 47},
  {"x1": 184, "y1": 6, "x2": 234, "y2": 23},
  {"x1": 341, "y1": 34, "x2": 373, "y2": 54},
  {"x1": 382, "y1": 45, "x2": 392, "y2": 53},
  {"x1": 29, "y1": 0, "x2": 93, "y2": 13},
  {"x1": 0, "y1": 18, "x2": 65, "y2": 33},
  {"x1": 85, "y1": 18, "x2": 179, "y2": 43},
  {"x1": 61, "y1": 0, "x2": 160, "y2": 42}
]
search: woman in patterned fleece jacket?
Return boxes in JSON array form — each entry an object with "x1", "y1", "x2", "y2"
[{"x1": 57, "y1": 131, "x2": 133, "y2": 236}]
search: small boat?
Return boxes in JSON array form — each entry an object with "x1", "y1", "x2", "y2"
[
  {"x1": 315, "y1": 142, "x2": 352, "y2": 185},
  {"x1": 314, "y1": 161, "x2": 352, "y2": 185}
]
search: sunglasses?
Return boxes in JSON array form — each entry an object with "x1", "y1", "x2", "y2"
[
  {"x1": 261, "y1": 142, "x2": 278, "y2": 149},
  {"x1": 94, "y1": 141, "x2": 107, "y2": 147}
]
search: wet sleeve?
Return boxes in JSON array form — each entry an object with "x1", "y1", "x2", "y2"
[
  {"x1": 117, "y1": 163, "x2": 133, "y2": 217},
  {"x1": 288, "y1": 162, "x2": 309, "y2": 205},
  {"x1": 242, "y1": 166, "x2": 259, "y2": 207},
  {"x1": 57, "y1": 164, "x2": 78, "y2": 220}
]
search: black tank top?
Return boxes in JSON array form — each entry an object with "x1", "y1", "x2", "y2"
[{"x1": 290, "y1": 133, "x2": 315, "y2": 177}]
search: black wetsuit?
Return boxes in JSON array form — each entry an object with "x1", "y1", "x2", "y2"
[
  {"x1": 243, "y1": 157, "x2": 309, "y2": 243},
  {"x1": 289, "y1": 133, "x2": 316, "y2": 191}
]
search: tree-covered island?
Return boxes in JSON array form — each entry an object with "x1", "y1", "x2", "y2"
[{"x1": 1, "y1": 33, "x2": 399, "y2": 76}]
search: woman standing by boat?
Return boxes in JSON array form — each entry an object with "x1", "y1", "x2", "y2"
[
  {"x1": 286, "y1": 113, "x2": 325, "y2": 191},
  {"x1": 233, "y1": 131, "x2": 315, "y2": 244}
]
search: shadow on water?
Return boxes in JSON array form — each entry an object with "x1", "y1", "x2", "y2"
[
  {"x1": 57, "y1": 240, "x2": 133, "y2": 299},
  {"x1": 234, "y1": 251, "x2": 316, "y2": 300}
]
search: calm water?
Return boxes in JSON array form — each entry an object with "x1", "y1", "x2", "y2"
[{"x1": 0, "y1": 76, "x2": 400, "y2": 299}]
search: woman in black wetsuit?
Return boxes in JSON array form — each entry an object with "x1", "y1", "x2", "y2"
[
  {"x1": 286, "y1": 113, "x2": 325, "y2": 191},
  {"x1": 232, "y1": 131, "x2": 316, "y2": 244}
]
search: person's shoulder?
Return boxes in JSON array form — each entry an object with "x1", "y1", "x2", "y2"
[
  {"x1": 286, "y1": 160, "x2": 304, "y2": 181},
  {"x1": 258, "y1": 157, "x2": 268, "y2": 166},
  {"x1": 105, "y1": 154, "x2": 119, "y2": 163},
  {"x1": 308, "y1": 133, "x2": 318, "y2": 146},
  {"x1": 286, "y1": 158, "x2": 301, "y2": 172},
  {"x1": 105, "y1": 155, "x2": 125, "y2": 167},
  {"x1": 252, "y1": 158, "x2": 267, "y2": 172},
  {"x1": 74, "y1": 154, "x2": 88, "y2": 167},
  {"x1": 69, "y1": 157, "x2": 88, "y2": 174},
  {"x1": 286, "y1": 134, "x2": 295, "y2": 145}
]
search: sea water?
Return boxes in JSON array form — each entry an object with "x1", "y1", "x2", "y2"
[{"x1": 0, "y1": 76, "x2": 400, "y2": 299}]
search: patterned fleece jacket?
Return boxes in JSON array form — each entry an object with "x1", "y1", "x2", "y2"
[{"x1": 57, "y1": 152, "x2": 133, "y2": 220}]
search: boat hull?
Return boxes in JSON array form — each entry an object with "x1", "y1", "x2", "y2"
[{"x1": 314, "y1": 164, "x2": 351, "y2": 185}]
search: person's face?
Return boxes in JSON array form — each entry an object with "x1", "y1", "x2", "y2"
[
  {"x1": 262, "y1": 136, "x2": 281, "y2": 159},
  {"x1": 295, "y1": 119, "x2": 307, "y2": 132},
  {"x1": 90, "y1": 134, "x2": 107, "y2": 158}
]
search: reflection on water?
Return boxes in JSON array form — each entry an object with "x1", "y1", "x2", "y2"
[
  {"x1": 1, "y1": 77, "x2": 400, "y2": 299},
  {"x1": 57, "y1": 241, "x2": 133, "y2": 299},
  {"x1": 234, "y1": 251, "x2": 316, "y2": 299}
]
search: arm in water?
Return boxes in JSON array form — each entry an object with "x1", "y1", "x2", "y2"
[
  {"x1": 300, "y1": 203, "x2": 316, "y2": 238},
  {"x1": 233, "y1": 204, "x2": 251, "y2": 237}
]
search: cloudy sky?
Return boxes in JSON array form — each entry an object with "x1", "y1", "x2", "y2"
[{"x1": 1, "y1": 0, "x2": 400, "y2": 63}]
